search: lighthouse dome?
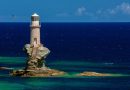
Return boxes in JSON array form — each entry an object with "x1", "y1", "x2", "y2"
[
  {"x1": 31, "y1": 13, "x2": 39, "y2": 21},
  {"x1": 32, "y1": 13, "x2": 39, "y2": 17}
]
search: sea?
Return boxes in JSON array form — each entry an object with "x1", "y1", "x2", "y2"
[{"x1": 0, "y1": 22, "x2": 130, "y2": 90}]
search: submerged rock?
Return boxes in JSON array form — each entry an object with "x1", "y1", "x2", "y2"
[
  {"x1": 0, "y1": 67, "x2": 13, "y2": 70},
  {"x1": 77, "y1": 71, "x2": 111, "y2": 76}
]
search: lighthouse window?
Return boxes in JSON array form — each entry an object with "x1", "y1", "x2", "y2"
[{"x1": 31, "y1": 17, "x2": 39, "y2": 21}]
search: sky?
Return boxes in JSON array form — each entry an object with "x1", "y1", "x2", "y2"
[{"x1": 0, "y1": 0, "x2": 130, "y2": 22}]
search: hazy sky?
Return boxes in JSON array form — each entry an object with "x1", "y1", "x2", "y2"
[{"x1": 0, "y1": 0, "x2": 130, "y2": 22}]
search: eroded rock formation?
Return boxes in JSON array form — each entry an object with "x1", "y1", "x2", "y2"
[
  {"x1": 11, "y1": 44, "x2": 66, "y2": 77},
  {"x1": 24, "y1": 44, "x2": 50, "y2": 70}
]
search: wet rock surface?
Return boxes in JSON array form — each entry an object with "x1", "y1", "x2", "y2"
[
  {"x1": 11, "y1": 68, "x2": 66, "y2": 77},
  {"x1": 77, "y1": 71, "x2": 111, "y2": 76}
]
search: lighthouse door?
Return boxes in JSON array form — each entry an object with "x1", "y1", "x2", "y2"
[{"x1": 34, "y1": 38, "x2": 37, "y2": 47}]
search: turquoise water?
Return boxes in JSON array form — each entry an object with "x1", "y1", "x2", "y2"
[
  {"x1": 0, "y1": 57, "x2": 130, "y2": 90},
  {"x1": 0, "y1": 22, "x2": 130, "y2": 90}
]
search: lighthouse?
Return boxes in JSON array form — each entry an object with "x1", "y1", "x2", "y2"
[
  {"x1": 11, "y1": 13, "x2": 65, "y2": 77},
  {"x1": 23, "y1": 13, "x2": 50, "y2": 70},
  {"x1": 30, "y1": 13, "x2": 41, "y2": 47}
]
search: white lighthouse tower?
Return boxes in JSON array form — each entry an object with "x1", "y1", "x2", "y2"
[
  {"x1": 30, "y1": 13, "x2": 41, "y2": 47},
  {"x1": 11, "y1": 13, "x2": 65, "y2": 77}
]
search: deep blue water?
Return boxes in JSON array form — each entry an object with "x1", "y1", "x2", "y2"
[
  {"x1": 0, "y1": 23, "x2": 130, "y2": 90},
  {"x1": 0, "y1": 22, "x2": 130, "y2": 63}
]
